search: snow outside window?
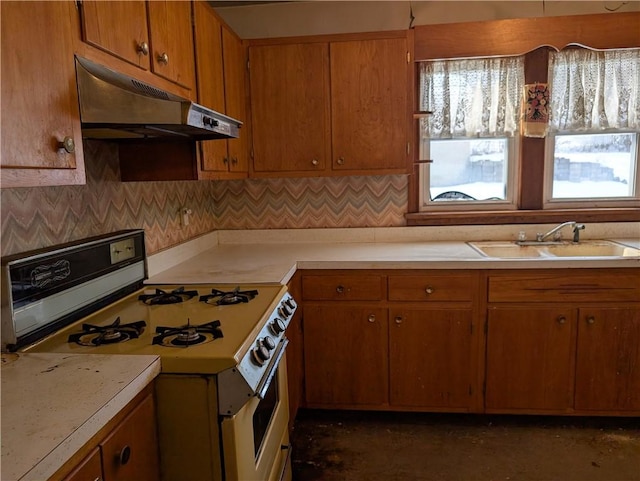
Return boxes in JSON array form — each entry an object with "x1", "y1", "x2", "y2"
[
  {"x1": 544, "y1": 48, "x2": 640, "y2": 207},
  {"x1": 417, "y1": 56, "x2": 524, "y2": 210}
]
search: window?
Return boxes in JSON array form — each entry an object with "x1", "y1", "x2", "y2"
[
  {"x1": 418, "y1": 56, "x2": 524, "y2": 210},
  {"x1": 545, "y1": 48, "x2": 640, "y2": 207}
]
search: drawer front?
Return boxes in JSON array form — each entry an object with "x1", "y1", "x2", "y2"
[
  {"x1": 489, "y1": 271, "x2": 640, "y2": 303},
  {"x1": 388, "y1": 274, "x2": 475, "y2": 302},
  {"x1": 302, "y1": 275, "x2": 385, "y2": 301}
]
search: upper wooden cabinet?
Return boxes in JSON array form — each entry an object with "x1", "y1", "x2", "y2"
[
  {"x1": 194, "y1": 2, "x2": 249, "y2": 179},
  {"x1": 248, "y1": 32, "x2": 410, "y2": 177},
  {"x1": 1, "y1": 1, "x2": 86, "y2": 188},
  {"x1": 78, "y1": 0, "x2": 196, "y2": 93},
  {"x1": 249, "y1": 42, "x2": 331, "y2": 174}
]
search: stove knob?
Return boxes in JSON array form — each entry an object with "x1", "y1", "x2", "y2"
[
  {"x1": 262, "y1": 336, "x2": 276, "y2": 350},
  {"x1": 279, "y1": 305, "x2": 291, "y2": 318},
  {"x1": 252, "y1": 345, "x2": 270, "y2": 366},
  {"x1": 285, "y1": 298, "x2": 297, "y2": 310},
  {"x1": 270, "y1": 318, "x2": 286, "y2": 334}
]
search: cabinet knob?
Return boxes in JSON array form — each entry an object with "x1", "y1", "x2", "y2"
[
  {"x1": 368, "y1": 314, "x2": 376, "y2": 323},
  {"x1": 336, "y1": 285, "x2": 345, "y2": 294},
  {"x1": 587, "y1": 316, "x2": 595, "y2": 325},
  {"x1": 311, "y1": 158, "x2": 319, "y2": 166},
  {"x1": 231, "y1": 157, "x2": 238, "y2": 165},
  {"x1": 137, "y1": 41, "x2": 149, "y2": 56},
  {"x1": 223, "y1": 157, "x2": 229, "y2": 164},
  {"x1": 425, "y1": 286, "x2": 434, "y2": 295},
  {"x1": 58, "y1": 136, "x2": 75, "y2": 153},
  {"x1": 394, "y1": 316, "x2": 403, "y2": 325},
  {"x1": 158, "y1": 52, "x2": 169, "y2": 64},
  {"x1": 118, "y1": 445, "x2": 131, "y2": 465},
  {"x1": 337, "y1": 157, "x2": 345, "y2": 166},
  {"x1": 557, "y1": 316, "x2": 566, "y2": 324}
]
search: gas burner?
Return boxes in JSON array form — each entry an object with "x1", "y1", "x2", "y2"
[
  {"x1": 68, "y1": 317, "x2": 146, "y2": 346},
  {"x1": 138, "y1": 287, "x2": 198, "y2": 305},
  {"x1": 199, "y1": 287, "x2": 259, "y2": 306},
  {"x1": 153, "y1": 320, "x2": 223, "y2": 347}
]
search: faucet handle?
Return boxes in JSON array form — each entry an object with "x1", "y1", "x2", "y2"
[{"x1": 572, "y1": 223, "x2": 585, "y2": 243}]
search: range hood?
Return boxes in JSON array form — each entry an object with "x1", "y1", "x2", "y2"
[{"x1": 75, "y1": 56, "x2": 241, "y2": 141}]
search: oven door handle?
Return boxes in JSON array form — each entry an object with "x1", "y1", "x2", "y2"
[{"x1": 256, "y1": 337, "x2": 288, "y2": 399}]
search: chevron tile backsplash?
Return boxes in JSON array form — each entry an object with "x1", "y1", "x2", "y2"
[{"x1": 1, "y1": 141, "x2": 408, "y2": 257}]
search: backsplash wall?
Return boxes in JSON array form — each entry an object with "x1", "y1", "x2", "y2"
[{"x1": 0, "y1": 142, "x2": 408, "y2": 257}]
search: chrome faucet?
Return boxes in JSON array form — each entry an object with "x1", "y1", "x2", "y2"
[{"x1": 536, "y1": 221, "x2": 585, "y2": 243}]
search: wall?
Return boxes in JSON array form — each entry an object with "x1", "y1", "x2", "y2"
[
  {"x1": 214, "y1": 1, "x2": 640, "y2": 38},
  {"x1": 0, "y1": 142, "x2": 406, "y2": 257}
]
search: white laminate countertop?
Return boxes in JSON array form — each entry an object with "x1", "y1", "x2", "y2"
[
  {"x1": 1, "y1": 353, "x2": 160, "y2": 481},
  {"x1": 147, "y1": 238, "x2": 640, "y2": 286}
]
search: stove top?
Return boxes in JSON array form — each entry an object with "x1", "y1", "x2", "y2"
[{"x1": 24, "y1": 284, "x2": 289, "y2": 374}]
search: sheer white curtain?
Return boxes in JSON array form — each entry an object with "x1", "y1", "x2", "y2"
[
  {"x1": 419, "y1": 56, "x2": 524, "y2": 139},
  {"x1": 549, "y1": 48, "x2": 640, "y2": 132}
]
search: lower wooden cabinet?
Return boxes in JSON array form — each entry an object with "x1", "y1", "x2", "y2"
[
  {"x1": 485, "y1": 307, "x2": 576, "y2": 412},
  {"x1": 299, "y1": 268, "x2": 639, "y2": 416},
  {"x1": 575, "y1": 307, "x2": 640, "y2": 412},
  {"x1": 304, "y1": 304, "x2": 389, "y2": 406},
  {"x1": 60, "y1": 387, "x2": 159, "y2": 481},
  {"x1": 389, "y1": 307, "x2": 474, "y2": 409}
]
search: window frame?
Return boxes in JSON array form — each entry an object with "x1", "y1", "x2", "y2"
[{"x1": 407, "y1": 11, "x2": 640, "y2": 226}]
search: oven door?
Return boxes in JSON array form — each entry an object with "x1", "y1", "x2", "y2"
[{"x1": 221, "y1": 352, "x2": 291, "y2": 481}]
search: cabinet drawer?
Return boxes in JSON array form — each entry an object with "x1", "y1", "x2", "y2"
[
  {"x1": 302, "y1": 274, "x2": 385, "y2": 301},
  {"x1": 388, "y1": 274, "x2": 476, "y2": 302},
  {"x1": 489, "y1": 271, "x2": 640, "y2": 303}
]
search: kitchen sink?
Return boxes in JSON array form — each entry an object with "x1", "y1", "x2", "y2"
[{"x1": 468, "y1": 240, "x2": 640, "y2": 259}]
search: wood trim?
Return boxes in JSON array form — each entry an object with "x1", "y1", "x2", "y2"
[
  {"x1": 414, "y1": 12, "x2": 640, "y2": 61},
  {"x1": 247, "y1": 29, "x2": 408, "y2": 47},
  {"x1": 405, "y1": 208, "x2": 640, "y2": 226}
]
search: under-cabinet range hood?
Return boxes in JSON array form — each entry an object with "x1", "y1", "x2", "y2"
[{"x1": 75, "y1": 56, "x2": 241, "y2": 141}]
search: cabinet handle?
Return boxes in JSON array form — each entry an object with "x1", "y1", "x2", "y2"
[
  {"x1": 368, "y1": 314, "x2": 376, "y2": 323},
  {"x1": 311, "y1": 158, "x2": 319, "y2": 166},
  {"x1": 394, "y1": 316, "x2": 403, "y2": 325},
  {"x1": 337, "y1": 157, "x2": 345, "y2": 166},
  {"x1": 58, "y1": 136, "x2": 75, "y2": 153},
  {"x1": 231, "y1": 157, "x2": 238, "y2": 165},
  {"x1": 557, "y1": 316, "x2": 566, "y2": 324},
  {"x1": 586, "y1": 316, "x2": 595, "y2": 325},
  {"x1": 223, "y1": 157, "x2": 229, "y2": 164},
  {"x1": 158, "y1": 52, "x2": 169, "y2": 64},
  {"x1": 336, "y1": 285, "x2": 345, "y2": 294},
  {"x1": 425, "y1": 286, "x2": 434, "y2": 295},
  {"x1": 118, "y1": 445, "x2": 132, "y2": 466},
  {"x1": 137, "y1": 41, "x2": 149, "y2": 56}
]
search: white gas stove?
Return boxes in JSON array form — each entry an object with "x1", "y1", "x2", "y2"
[{"x1": 1, "y1": 230, "x2": 296, "y2": 481}]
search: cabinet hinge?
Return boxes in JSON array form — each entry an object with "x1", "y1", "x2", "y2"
[
  {"x1": 246, "y1": 59, "x2": 250, "y2": 71},
  {"x1": 407, "y1": 51, "x2": 410, "y2": 63},
  {"x1": 250, "y1": 148, "x2": 254, "y2": 160},
  {"x1": 470, "y1": 323, "x2": 473, "y2": 334},
  {"x1": 484, "y1": 321, "x2": 488, "y2": 334},
  {"x1": 406, "y1": 142, "x2": 410, "y2": 155},
  {"x1": 75, "y1": 0, "x2": 83, "y2": 8}
]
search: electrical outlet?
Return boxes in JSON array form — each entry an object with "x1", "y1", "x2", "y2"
[{"x1": 181, "y1": 207, "x2": 192, "y2": 227}]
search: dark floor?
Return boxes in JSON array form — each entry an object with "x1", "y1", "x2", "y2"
[{"x1": 290, "y1": 409, "x2": 640, "y2": 481}]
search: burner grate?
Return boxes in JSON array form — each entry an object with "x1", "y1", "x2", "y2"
[
  {"x1": 138, "y1": 287, "x2": 198, "y2": 305},
  {"x1": 68, "y1": 317, "x2": 146, "y2": 346},
  {"x1": 153, "y1": 320, "x2": 223, "y2": 347},
  {"x1": 199, "y1": 287, "x2": 258, "y2": 306}
]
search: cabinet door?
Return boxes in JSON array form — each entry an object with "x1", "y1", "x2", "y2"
[
  {"x1": 79, "y1": 0, "x2": 150, "y2": 69},
  {"x1": 147, "y1": 1, "x2": 196, "y2": 90},
  {"x1": 575, "y1": 307, "x2": 640, "y2": 412},
  {"x1": 485, "y1": 307, "x2": 576, "y2": 412},
  {"x1": 62, "y1": 448, "x2": 102, "y2": 481},
  {"x1": 389, "y1": 307, "x2": 474, "y2": 409},
  {"x1": 303, "y1": 305, "x2": 388, "y2": 406},
  {"x1": 249, "y1": 43, "x2": 330, "y2": 173},
  {"x1": 223, "y1": 26, "x2": 249, "y2": 174},
  {"x1": 100, "y1": 393, "x2": 160, "y2": 481},
  {"x1": 194, "y1": 2, "x2": 228, "y2": 174},
  {"x1": 1, "y1": 1, "x2": 86, "y2": 188},
  {"x1": 330, "y1": 37, "x2": 408, "y2": 172}
]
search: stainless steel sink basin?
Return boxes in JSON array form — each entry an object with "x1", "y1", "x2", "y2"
[
  {"x1": 539, "y1": 241, "x2": 640, "y2": 257},
  {"x1": 468, "y1": 240, "x2": 640, "y2": 259}
]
